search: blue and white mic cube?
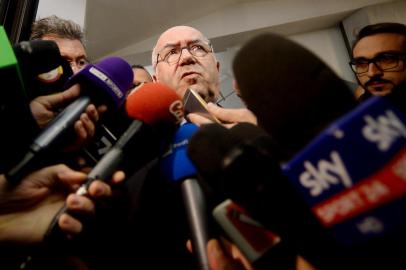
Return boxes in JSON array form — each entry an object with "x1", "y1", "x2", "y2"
[{"x1": 283, "y1": 96, "x2": 406, "y2": 245}]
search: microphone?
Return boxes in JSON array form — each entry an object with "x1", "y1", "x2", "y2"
[
  {"x1": 44, "y1": 82, "x2": 184, "y2": 243},
  {"x1": 282, "y1": 94, "x2": 406, "y2": 269},
  {"x1": 0, "y1": 27, "x2": 40, "y2": 173},
  {"x1": 5, "y1": 56, "x2": 133, "y2": 184},
  {"x1": 187, "y1": 123, "x2": 301, "y2": 232},
  {"x1": 189, "y1": 100, "x2": 406, "y2": 269},
  {"x1": 13, "y1": 39, "x2": 73, "y2": 100},
  {"x1": 189, "y1": 37, "x2": 367, "y2": 267},
  {"x1": 187, "y1": 123, "x2": 277, "y2": 201},
  {"x1": 160, "y1": 123, "x2": 210, "y2": 270},
  {"x1": 229, "y1": 33, "x2": 406, "y2": 268},
  {"x1": 232, "y1": 33, "x2": 358, "y2": 161},
  {"x1": 79, "y1": 82, "x2": 184, "y2": 194},
  {"x1": 188, "y1": 123, "x2": 343, "y2": 269}
]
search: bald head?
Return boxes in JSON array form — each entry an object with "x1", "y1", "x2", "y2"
[
  {"x1": 151, "y1": 26, "x2": 220, "y2": 102},
  {"x1": 152, "y1": 26, "x2": 209, "y2": 66}
]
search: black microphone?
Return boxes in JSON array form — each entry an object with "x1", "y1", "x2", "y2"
[
  {"x1": 188, "y1": 123, "x2": 302, "y2": 269},
  {"x1": 229, "y1": 33, "x2": 406, "y2": 269},
  {"x1": 188, "y1": 123, "x2": 347, "y2": 270},
  {"x1": 189, "y1": 100, "x2": 406, "y2": 269},
  {"x1": 232, "y1": 33, "x2": 358, "y2": 161},
  {"x1": 187, "y1": 123, "x2": 275, "y2": 201},
  {"x1": 13, "y1": 39, "x2": 73, "y2": 100},
  {"x1": 0, "y1": 27, "x2": 40, "y2": 173},
  {"x1": 160, "y1": 123, "x2": 210, "y2": 270},
  {"x1": 187, "y1": 123, "x2": 304, "y2": 230},
  {"x1": 185, "y1": 32, "x2": 364, "y2": 269},
  {"x1": 5, "y1": 56, "x2": 133, "y2": 184}
]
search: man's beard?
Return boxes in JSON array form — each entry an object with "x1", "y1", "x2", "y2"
[{"x1": 363, "y1": 76, "x2": 396, "y2": 94}]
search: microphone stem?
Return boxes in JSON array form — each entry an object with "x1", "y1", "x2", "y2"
[{"x1": 181, "y1": 178, "x2": 210, "y2": 270}]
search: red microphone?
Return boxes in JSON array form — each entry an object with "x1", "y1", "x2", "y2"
[
  {"x1": 44, "y1": 82, "x2": 184, "y2": 244},
  {"x1": 126, "y1": 82, "x2": 184, "y2": 127},
  {"x1": 77, "y1": 82, "x2": 184, "y2": 194}
]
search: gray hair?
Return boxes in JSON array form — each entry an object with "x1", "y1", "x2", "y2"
[{"x1": 30, "y1": 15, "x2": 85, "y2": 46}]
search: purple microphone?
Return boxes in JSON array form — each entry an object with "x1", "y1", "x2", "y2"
[
  {"x1": 6, "y1": 56, "x2": 133, "y2": 184},
  {"x1": 64, "y1": 56, "x2": 133, "y2": 108}
]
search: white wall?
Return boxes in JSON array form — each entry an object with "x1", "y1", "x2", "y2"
[
  {"x1": 214, "y1": 27, "x2": 356, "y2": 109},
  {"x1": 36, "y1": 0, "x2": 87, "y2": 29},
  {"x1": 342, "y1": 0, "x2": 406, "y2": 48},
  {"x1": 290, "y1": 27, "x2": 356, "y2": 83}
]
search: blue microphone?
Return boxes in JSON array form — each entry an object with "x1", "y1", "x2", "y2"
[
  {"x1": 160, "y1": 123, "x2": 210, "y2": 270},
  {"x1": 282, "y1": 95, "x2": 406, "y2": 268}
]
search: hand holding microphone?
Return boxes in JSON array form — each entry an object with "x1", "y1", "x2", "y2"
[
  {"x1": 0, "y1": 165, "x2": 124, "y2": 244},
  {"x1": 14, "y1": 39, "x2": 101, "y2": 153},
  {"x1": 77, "y1": 82, "x2": 184, "y2": 195},
  {"x1": 5, "y1": 56, "x2": 134, "y2": 184},
  {"x1": 44, "y1": 82, "x2": 184, "y2": 243},
  {"x1": 29, "y1": 84, "x2": 103, "y2": 153}
]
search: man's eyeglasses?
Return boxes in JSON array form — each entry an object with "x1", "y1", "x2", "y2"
[
  {"x1": 349, "y1": 53, "x2": 406, "y2": 75},
  {"x1": 156, "y1": 41, "x2": 213, "y2": 65},
  {"x1": 66, "y1": 58, "x2": 90, "y2": 71}
]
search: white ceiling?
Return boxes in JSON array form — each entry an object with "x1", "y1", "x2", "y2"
[{"x1": 84, "y1": 0, "x2": 395, "y2": 65}]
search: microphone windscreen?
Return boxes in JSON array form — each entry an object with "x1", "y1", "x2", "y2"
[
  {"x1": 160, "y1": 123, "x2": 199, "y2": 182},
  {"x1": 188, "y1": 123, "x2": 237, "y2": 177},
  {"x1": 13, "y1": 40, "x2": 73, "y2": 99},
  {"x1": 125, "y1": 82, "x2": 184, "y2": 126},
  {"x1": 229, "y1": 122, "x2": 268, "y2": 140},
  {"x1": 188, "y1": 123, "x2": 273, "y2": 178},
  {"x1": 65, "y1": 56, "x2": 133, "y2": 108},
  {"x1": 14, "y1": 40, "x2": 64, "y2": 74},
  {"x1": 232, "y1": 33, "x2": 357, "y2": 160},
  {"x1": 0, "y1": 27, "x2": 40, "y2": 172},
  {"x1": 188, "y1": 123, "x2": 280, "y2": 195}
]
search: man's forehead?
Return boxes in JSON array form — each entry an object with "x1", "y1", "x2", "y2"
[{"x1": 156, "y1": 27, "x2": 205, "y2": 49}]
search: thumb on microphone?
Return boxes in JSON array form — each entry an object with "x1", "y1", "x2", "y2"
[
  {"x1": 30, "y1": 84, "x2": 82, "y2": 128},
  {"x1": 29, "y1": 84, "x2": 104, "y2": 152},
  {"x1": 55, "y1": 86, "x2": 107, "y2": 115},
  {"x1": 187, "y1": 103, "x2": 257, "y2": 128},
  {"x1": 207, "y1": 103, "x2": 257, "y2": 127}
]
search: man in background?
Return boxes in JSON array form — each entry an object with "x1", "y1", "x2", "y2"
[
  {"x1": 29, "y1": 15, "x2": 103, "y2": 153},
  {"x1": 350, "y1": 22, "x2": 406, "y2": 100},
  {"x1": 30, "y1": 15, "x2": 89, "y2": 74},
  {"x1": 131, "y1": 64, "x2": 153, "y2": 89}
]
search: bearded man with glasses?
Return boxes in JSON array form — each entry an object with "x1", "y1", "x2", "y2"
[{"x1": 350, "y1": 22, "x2": 406, "y2": 99}]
